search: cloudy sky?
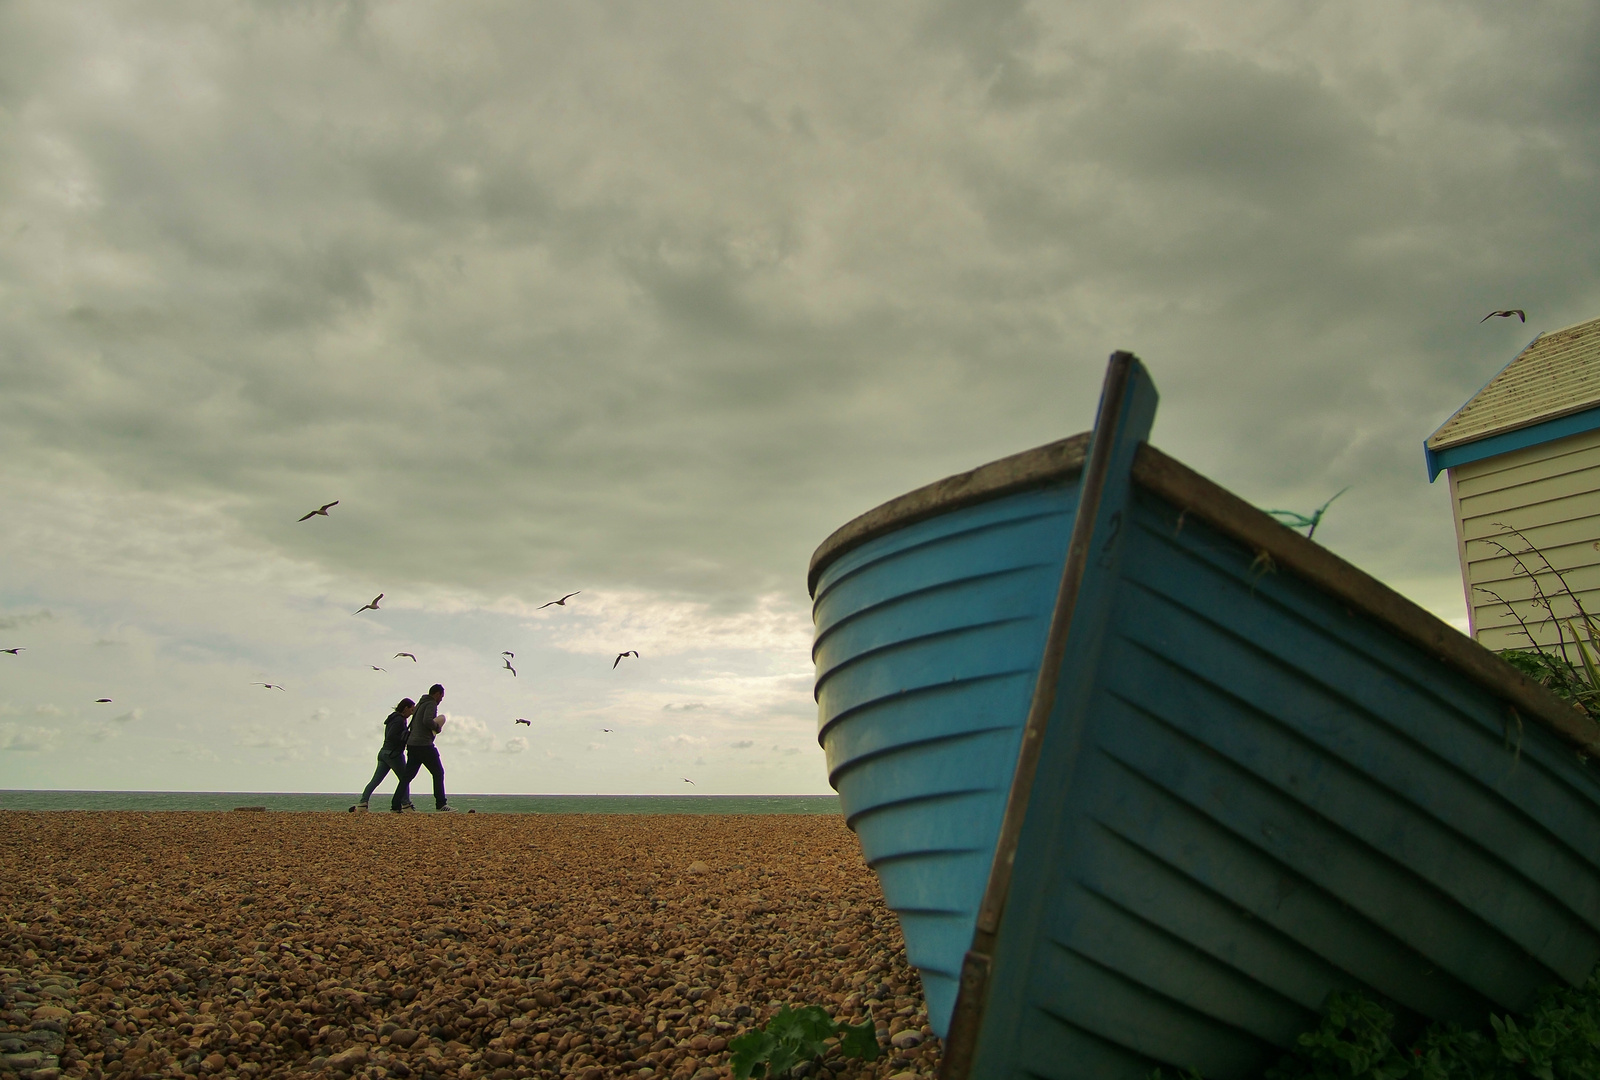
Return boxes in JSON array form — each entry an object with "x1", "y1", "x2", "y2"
[{"x1": 2, "y1": 1, "x2": 1597, "y2": 795}]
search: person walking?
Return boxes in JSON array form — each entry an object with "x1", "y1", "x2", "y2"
[
  {"x1": 350, "y1": 697, "x2": 415, "y2": 813},
  {"x1": 392, "y1": 683, "x2": 452, "y2": 813}
]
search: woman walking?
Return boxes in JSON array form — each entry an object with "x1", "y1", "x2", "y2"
[{"x1": 350, "y1": 697, "x2": 415, "y2": 812}]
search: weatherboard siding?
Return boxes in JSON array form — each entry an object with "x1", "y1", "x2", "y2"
[{"x1": 1450, "y1": 426, "x2": 1600, "y2": 650}]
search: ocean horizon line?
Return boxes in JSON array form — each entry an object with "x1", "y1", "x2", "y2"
[
  {"x1": 0, "y1": 788, "x2": 837, "y2": 797},
  {"x1": 0, "y1": 789, "x2": 844, "y2": 814}
]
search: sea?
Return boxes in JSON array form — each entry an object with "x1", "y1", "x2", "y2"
[{"x1": 0, "y1": 790, "x2": 842, "y2": 814}]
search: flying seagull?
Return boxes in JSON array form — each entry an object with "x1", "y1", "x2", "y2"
[
  {"x1": 503, "y1": 657, "x2": 517, "y2": 677},
  {"x1": 0, "y1": 648, "x2": 22, "y2": 655},
  {"x1": 370, "y1": 665, "x2": 386, "y2": 672},
  {"x1": 95, "y1": 698, "x2": 112, "y2": 703},
  {"x1": 1481, "y1": 309, "x2": 1526, "y2": 323},
  {"x1": 601, "y1": 728, "x2": 614, "y2": 733},
  {"x1": 353, "y1": 593, "x2": 383, "y2": 615},
  {"x1": 514, "y1": 718, "x2": 531, "y2": 726},
  {"x1": 252, "y1": 683, "x2": 286, "y2": 691},
  {"x1": 298, "y1": 500, "x2": 340, "y2": 521},
  {"x1": 538, "y1": 592, "x2": 580, "y2": 609},
  {"x1": 395, "y1": 652, "x2": 417, "y2": 662},
  {"x1": 502, "y1": 651, "x2": 515, "y2": 659},
  {"x1": 682, "y1": 777, "x2": 696, "y2": 785},
  {"x1": 613, "y1": 650, "x2": 640, "y2": 669}
]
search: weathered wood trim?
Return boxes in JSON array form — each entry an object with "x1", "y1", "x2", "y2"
[
  {"x1": 1131, "y1": 444, "x2": 1600, "y2": 757},
  {"x1": 807, "y1": 433, "x2": 1091, "y2": 598}
]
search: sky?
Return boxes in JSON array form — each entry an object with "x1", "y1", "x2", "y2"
[{"x1": 2, "y1": 1, "x2": 1598, "y2": 795}]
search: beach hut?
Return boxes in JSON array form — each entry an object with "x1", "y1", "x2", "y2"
[{"x1": 1425, "y1": 314, "x2": 1600, "y2": 651}]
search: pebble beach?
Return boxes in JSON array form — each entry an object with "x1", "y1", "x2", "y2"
[{"x1": 0, "y1": 812, "x2": 942, "y2": 1080}]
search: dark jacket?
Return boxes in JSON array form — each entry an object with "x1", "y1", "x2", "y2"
[
  {"x1": 381, "y1": 710, "x2": 409, "y2": 757},
  {"x1": 407, "y1": 696, "x2": 442, "y2": 747}
]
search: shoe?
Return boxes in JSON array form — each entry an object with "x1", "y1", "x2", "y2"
[
  {"x1": 435, "y1": 806, "x2": 455, "y2": 813},
  {"x1": 347, "y1": 805, "x2": 356, "y2": 813},
  {"x1": 351, "y1": 804, "x2": 368, "y2": 813},
  {"x1": 400, "y1": 805, "x2": 417, "y2": 813},
  {"x1": 391, "y1": 808, "x2": 404, "y2": 814}
]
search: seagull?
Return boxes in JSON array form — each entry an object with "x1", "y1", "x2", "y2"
[
  {"x1": 252, "y1": 683, "x2": 286, "y2": 691},
  {"x1": 538, "y1": 592, "x2": 580, "y2": 609},
  {"x1": 395, "y1": 652, "x2": 417, "y2": 662},
  {"x1": 0, "y1": 648, "x2": 22, "y2": 655},
  {"x1": 502, "y1": 651, "x2": 515, "y2": 659},
  {"x1": 503, "y1": 657, "x2": 517, "y2": 677},
  {"x1": 601, "y1": 728, "x2": 614, "y2": 733},
  {"x1": 514, "y1": 718, "x2": 531, "y2": 726},
  {"x1": 298, "y1": 501, "x2": 339, "y2": 521},
  {"x1": 613, "y1": 650, "x2": 639, "y2": 669},
  {"x1": 353, "y1": 593, "x2": 383, "y2": 615},
  {"x1": 682, "y1": 777, "x2": 696, "y2": 785},
  {"x1": 1481, "y1": 309, "x2": 1526, "y2": 323},
  {"x1": 95, "y1": 698, "x2": 112, "y2": 703},
  {"x1": 370, "y1": 665, "x2": 386, "y2": 672}
]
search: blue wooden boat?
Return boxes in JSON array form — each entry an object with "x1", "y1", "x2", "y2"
[{"x1": 809, "y1": 353, "x2": 1600, "y2": 1080}]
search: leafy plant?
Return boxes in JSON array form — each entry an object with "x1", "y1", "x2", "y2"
[
  {"x1": 1154, "y1": 975, "x2": 1600, "y2": 1080},
  {"x1": 727, "y1": 1004, "x2": 881, "y2": 1079},
  {"x1": 1266, "y1": 488, "x2": 1349, "y2": 540}
]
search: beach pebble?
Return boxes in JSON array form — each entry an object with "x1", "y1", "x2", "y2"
[{"x1": 0, "y1": 811, "x2": 943, "y2": 1077}]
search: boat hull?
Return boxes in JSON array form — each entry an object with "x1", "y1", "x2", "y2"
[
  {"x1": 809, "y1": 354, "x2": 1600, "y2": 1080},
  {"x1": 972, "y1": 481, "x2": 1600, "y2": 1078},
  {"x1": 813, "y1": 478, "x2": 1081, "y2": 1034}
]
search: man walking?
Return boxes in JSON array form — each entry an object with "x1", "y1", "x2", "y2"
[{"x1": 392, "y1": 683, "x2": 452, "y2": 813}]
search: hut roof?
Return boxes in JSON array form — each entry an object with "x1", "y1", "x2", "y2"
[{"x1": 1428, "y1": 314, "x2": 1600, "y2": 452}]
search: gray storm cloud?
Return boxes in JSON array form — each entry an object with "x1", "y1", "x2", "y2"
[{"x1": 1, "y1": 0, "x2": 1597, "y2": 790}]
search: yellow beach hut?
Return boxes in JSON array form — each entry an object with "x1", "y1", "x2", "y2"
[{"x1": 1426, "y1": 314, "x2": 1600, "y2": 649}]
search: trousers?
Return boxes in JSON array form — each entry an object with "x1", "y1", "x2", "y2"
[{"x1": 392, "y1": 744, "x2": 446, "y2": 811}]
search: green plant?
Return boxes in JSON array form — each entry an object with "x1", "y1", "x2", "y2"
[
  {"x1": 1475, "y1": 522, "x2": 1600, "y2": 728},
  {"x1": 1266, "y1": 488, "x2": 1349, "y2": 540},
  {"x1": 1154, "y1": 975, "x2": 1600, "y2": 1080},
  {"x1": 727, "y1": 1004, "x2": 881, "y2": 1079}
]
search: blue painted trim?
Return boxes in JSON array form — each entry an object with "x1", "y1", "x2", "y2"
[{"x1": 1424, "y1": 404, "x2": 1600, "y2": 482}]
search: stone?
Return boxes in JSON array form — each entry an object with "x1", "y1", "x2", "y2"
[
  {"x1": 891, "y1": 1030, "x2": 923, "y2": 1049},
  {"x1": 326, "y1": 1044, "x2": 369, "y2": 1073},
  {"x1": 390, "y1": 1029, "x2": 421, "y2": 1048},
  {"x1": 685, "y1": 861, "x2": 710, "y2": 875}
]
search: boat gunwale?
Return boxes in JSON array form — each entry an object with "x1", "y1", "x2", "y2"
[{"x1": 807, "y1": 433, "x2": 1091, "y2": 597}]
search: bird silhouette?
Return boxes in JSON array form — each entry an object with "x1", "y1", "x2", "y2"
[
  {"x1": 95, "y1": 698, "x2": 112, "y2": 703},
  {"x1": 0, "y1": 648, "x2": 22, "y2": 655},
  {"x1": 252, "y1": 683, "x2": 286, "y2": 691},
  {"x1": 353, "y1": 593, "x2": 383, "y2": 615},
  {"x1": 682, "y1": 777, "x2": 696, "y2": 785},
  {"x1": 502, "y1": 651, "x2": 515, "y2": 659},
  {"x1": 601, "y1": 728, "x2": 614, "y2": 733},
  {"x1": 613, "y1": 650, "x2": 640, "y2": 669},
  {"x1": 1481, "y1": 309, "x2": 1526, "y2": 323},
  {"x1": 539, "y1": 592, "x2": 580, "y2": 609},
  {"x1": 298, "y1": 501, "x2": 339, "y2": 521},
  {"x1": 502, "y1": 657, "x2": 518, "y2": 677},
  {"x1": 514, "y1": 718, "x2": 531, "y2": 726},
  {"x1": 370, "y1": 665, "x2": 386, "y2": 672},
  {"x1": 395, "y1": 652, "x2": 417, "y2": 662}
]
